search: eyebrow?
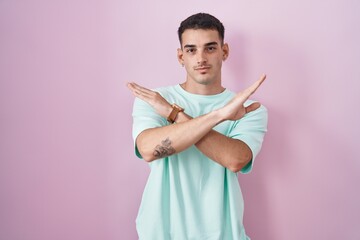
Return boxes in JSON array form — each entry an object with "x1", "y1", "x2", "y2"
[{"x1": 183, "y1": 42, "x2": 219, "y2": 49}]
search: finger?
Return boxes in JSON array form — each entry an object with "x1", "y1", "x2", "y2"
[
  {"x1": 126, "y1": 82, "x2": 137, "y2": 95},
  {"x1": 127, "y1": 82, "x2": 144, "y2": 92},
  {"x1": 126, "y1": 82, "x2": 134, "y2": 90},
  {"x1": 127, "y1": 83, "x2": 148, "y2": 98},
  {"x1": 126, "y1": 82, "x2": 150, "y2": 98},
  {"x1": 248, "y1": 74, "x2": 266, "y2": 94},
  {"x1": 244, "y1": 74, "x2": 266, "y2": 96},
  {"x1": 129, "y1": 83, "x2": 160, "y2": 102},
  {"x1": 127, "y1": 82, "x2": 142, "y2": 93},
  {"x1": 245, "y1": 102, "x2": 261, "y2": 114},
  {"x1": 127, "y1": 82, "x2": 158, "y2": 105},
  {"x1": 130, "y1": 87, "x2": 151, "y2": 102},
  {"x1": 129, "y1": 82, "x2": 155, "y2": 95}
]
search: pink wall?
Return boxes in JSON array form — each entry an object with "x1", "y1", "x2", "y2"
[{"x1": 1, "y1": 0, "x2": 359, "y2": 239}]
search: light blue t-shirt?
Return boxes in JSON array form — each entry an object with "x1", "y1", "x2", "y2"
[{"x1": 132, "y1": 84, "x2": 268, "y2": 240}]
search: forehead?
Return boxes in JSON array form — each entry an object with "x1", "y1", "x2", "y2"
[{"x1": 181, "y1": 29, "x2": 221, "y2": 47}]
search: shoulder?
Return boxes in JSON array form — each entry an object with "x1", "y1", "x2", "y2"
[
  {"x1": 248, "y1": 101, "x2": 268, "y2": 118},
  {"x1": 133, "y1": 85, "x2": 176, "y2": 105},
  {"x1": 242, "y1": 101, "x2": 268, "y2": 126},
  {"x1": 153, "y1": 85, "x2": 183, "y2": 103},
  {"x1": 153, "y1": 85, "x2": 177, "y2": 97}
]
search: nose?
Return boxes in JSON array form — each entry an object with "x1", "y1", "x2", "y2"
[{"x1": 196, "y1": 50, "x2": 207, "y2": 65}]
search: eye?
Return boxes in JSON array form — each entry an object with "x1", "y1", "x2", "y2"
[
  {"x1": 206, "y1": 46, "x2": 216, "y2": 52},
  {"x1": 186, "y1": 48, "x2": 196, "y2": 54}
]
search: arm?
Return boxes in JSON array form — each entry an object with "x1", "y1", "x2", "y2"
[
  {"x1": 135, "y1": 109, "x2": 224, "y2": 162},
  {"x1": 175, "y1": 112, "x2": 254, "y2": 172},
  {"x1": 127, "y1": 74, "x2": 266, "y2": 172}
]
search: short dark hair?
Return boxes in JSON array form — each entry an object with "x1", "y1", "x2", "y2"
[{"x1": 178, "y1": 13, "x2": 225, "y2": 46}]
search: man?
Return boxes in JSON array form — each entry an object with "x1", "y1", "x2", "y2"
[{"x1": 127, "y1": 13, "x2": 267, "y2": 240}]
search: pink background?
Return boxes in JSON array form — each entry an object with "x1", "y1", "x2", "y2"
[{"x1": 1, "y1": 0, "x2": 359, "y2": 239}]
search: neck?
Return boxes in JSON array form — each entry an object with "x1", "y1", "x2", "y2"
[{"x1": 180, "y1": 78, "x2": 225, "y2": 95}]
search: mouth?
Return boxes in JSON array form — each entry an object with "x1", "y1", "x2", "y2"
[{"x1": 194, "y1": 66, "x2": 211, "y2": 72}]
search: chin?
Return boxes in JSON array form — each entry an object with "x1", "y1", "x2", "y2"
[{"x1": 194, "y1": 78, "x2": 215, "y2": 85}]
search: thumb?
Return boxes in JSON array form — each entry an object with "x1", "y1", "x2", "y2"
[{"x1": 245, "y1": 102, "x2": 261, "y2": 114}]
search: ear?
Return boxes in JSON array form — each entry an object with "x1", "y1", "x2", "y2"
[
  {"x1": 177, "y1": 48, "x2": 184, "y2": 66},
  {"x1": 222, "y1": 43, "x2": 229, "y2": 61}
]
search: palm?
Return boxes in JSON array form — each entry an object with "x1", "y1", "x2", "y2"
[
  {"x1": 222, "y1": 74, "x2": 266, "y2": 121},
  {"x1": 127, "y1": 82, "x2": 172, "y2": 117}
]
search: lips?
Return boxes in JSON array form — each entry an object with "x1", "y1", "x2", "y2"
[{"x1": 194, "y1": 66, "x2": 211, "y2": 71}]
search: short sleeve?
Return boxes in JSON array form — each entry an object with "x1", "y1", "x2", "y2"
[
  {"x1": 228, "y1": 103, "x2": 268, "y2": 174},
  {"x1": 132, "y1": 97, "x2": 167, "y2": 159}
]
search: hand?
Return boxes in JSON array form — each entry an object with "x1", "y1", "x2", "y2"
[
  {"x1": 127, "y1": 82, "x2": 172, "y2": 118},
  {"x1": 218, "y1": 74, "x2": 266, "y2": 121}
]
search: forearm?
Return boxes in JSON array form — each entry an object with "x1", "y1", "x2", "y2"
[
  {"x1": 176, "y1": 112, "x2": 252, "y2": 172},
  {"x1": 195, "y1": 131, "x2": 252, "y2": 172},
  {"x1": 136, "y1": 110, "x2": 223, "y2": 162}
]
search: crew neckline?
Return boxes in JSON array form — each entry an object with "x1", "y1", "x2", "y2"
[{"x1": 174, "y1": 84, "x2": 230, "y2": 100}]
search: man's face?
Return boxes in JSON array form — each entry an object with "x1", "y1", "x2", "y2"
[{"x1": 178, "y1": 29, "x2": 229, "y2": 86}]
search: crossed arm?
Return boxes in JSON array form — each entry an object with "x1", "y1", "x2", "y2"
[{"x1": 127, "y1": 74, "x2": 266, "y2": 172}]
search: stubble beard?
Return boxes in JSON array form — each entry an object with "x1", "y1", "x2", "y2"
[{"x1": 192, "y1": 70, "x2": 220, "y2": 86}]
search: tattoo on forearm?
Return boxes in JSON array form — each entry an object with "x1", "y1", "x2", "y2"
[{"x1": 153, "y1": 137, "x2": 175, "y2": 158}]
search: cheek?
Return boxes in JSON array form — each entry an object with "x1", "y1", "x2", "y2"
[
  {"x1": 184, "y1": 58, "x2": 196, "y2": 68},
  {"x1": 184, "y1": 63, "x2": 192, "y2": 72},
  {"x1": 212, "y1": 58, "x2": 223, "y2": 68}
]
